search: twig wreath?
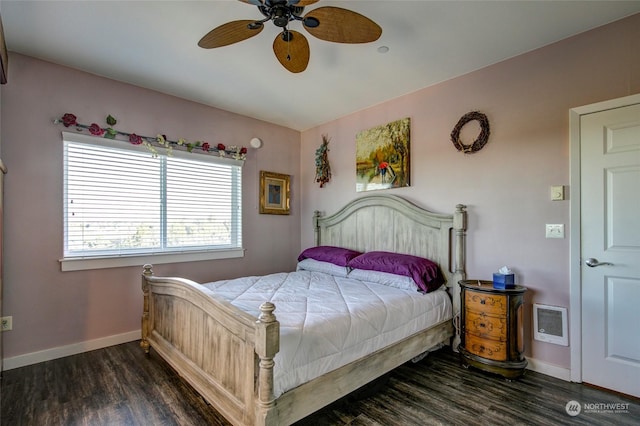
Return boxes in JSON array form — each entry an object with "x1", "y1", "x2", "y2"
[{"x1": 450, "y1": 111, "x2": 490, "y2": 153}]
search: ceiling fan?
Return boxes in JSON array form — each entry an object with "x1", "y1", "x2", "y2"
[{"x1": 198, "y1": 0, "x2": 382, "y2": 73}]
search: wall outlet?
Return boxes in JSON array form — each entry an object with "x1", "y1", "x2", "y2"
[
  {"x1": 546, "y1": 224, "x2": 565, "y2": 238},
  {"x1": 1, "y1": 316, "x2": 13, "y2": 331}
]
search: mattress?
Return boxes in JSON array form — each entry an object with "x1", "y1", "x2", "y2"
[{"x1": 203, "y1": 270, "x2": 452, "y2": 397}]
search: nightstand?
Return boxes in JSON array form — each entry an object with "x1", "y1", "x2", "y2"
[{"x1": 458, "y1": 280, "x2": 527, "y2": 379}]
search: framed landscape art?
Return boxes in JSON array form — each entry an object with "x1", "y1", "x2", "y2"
[{"x1": 355, "y1": 117, "x2": 410, "y2": 192}]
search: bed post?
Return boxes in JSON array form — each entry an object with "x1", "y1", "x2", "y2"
[
  {"x1": 255, "y1": 302, "x2": 280, "y2": 426},
  {"x1": 313, "y1": 210, "x2": 321, "y2": 246},
  {"x1": 452, "y1": 205, "x2": 467, "y2": 352},
  {"x1": 140, "y1": 264, "x2": 153, "y2": 354}
]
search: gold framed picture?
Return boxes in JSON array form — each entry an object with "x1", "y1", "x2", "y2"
[{"x1": 259, "y1": 171, "x2": 290, "y2": 215}]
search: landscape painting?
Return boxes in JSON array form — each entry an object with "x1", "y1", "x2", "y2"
[{"x1": 355, "y1": 117, "x2": 410, "y2": 192}]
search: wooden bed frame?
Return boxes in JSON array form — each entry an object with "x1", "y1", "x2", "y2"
[{"x1": 141, "y1": 194, "x2": 467, "y2": 425}]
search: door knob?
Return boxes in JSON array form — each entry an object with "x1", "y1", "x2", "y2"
[{"x1": 585, "y1": 258, "x2": 613, "y2": 267}]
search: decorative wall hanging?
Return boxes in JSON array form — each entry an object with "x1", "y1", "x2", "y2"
[
  {"x1": 450, "y1": 111, "x2": 490, "y2": 154},
  {"x1": 355, "y1": 117, "x2": 410, "y2": 192},
  {"x1": 259, "y1": 171, "x2": 290, "y2": 215},
  {"x1": 314, "y1": 134, "x2": 331, "y2": 188},
  {"x1": 54, "y1": 113, "x2": 248, "y2": 161}
]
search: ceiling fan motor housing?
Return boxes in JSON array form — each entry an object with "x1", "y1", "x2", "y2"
[
  {"x1": 259, "y1": 3, "x2": 306, "y2": 28},
  {"x1": 272, "y1": 6, "x2": 291, "y2": 27}
]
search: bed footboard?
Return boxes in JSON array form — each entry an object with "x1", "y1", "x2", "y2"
[
  {"x1": 141, "y1": 264, "x2": 279, "y2": 426},
  {"x1": 140, "y1": 196, "x2": 467, "y2": 425}
]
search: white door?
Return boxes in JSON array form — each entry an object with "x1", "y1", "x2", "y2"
[{"x1": 580, "y1": 102, "x2": 640, "y2": 398}]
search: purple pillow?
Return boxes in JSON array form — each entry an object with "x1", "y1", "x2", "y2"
[
  {"x1": 297, "y1": 246, "x2": 362, "y2": 267},
  {"x1": 347, "y1": 251, "x2": 444, "y2": 293}
]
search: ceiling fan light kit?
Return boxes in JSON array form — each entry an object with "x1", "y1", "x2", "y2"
[{"x1": 199, "y1": 0, "x2": 382, "y2": 73}]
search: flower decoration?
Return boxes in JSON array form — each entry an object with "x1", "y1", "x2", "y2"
[
  {"x1": 88, "y1": 123, "x2": 104, "y2": 136},
  {"x1": 129, "y1": 134, "x2": 143, "y2": 145},
  {"x1": 54, "y1": 113, "x2": 248, "y2": 161},
  {"x1": 315, "y1": 134, "x2": 331, "y2": 188},
  {"x1": 62, "y1": 113, "x2": 77, "y2": 127}
]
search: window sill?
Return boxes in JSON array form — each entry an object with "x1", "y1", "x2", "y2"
[{"x1": 59, "y1": 248, "x2": 245, "y2": 272}]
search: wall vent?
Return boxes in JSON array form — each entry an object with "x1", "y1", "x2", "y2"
[{"x1": 533, "y1": 303, "x2": 568, "y2": 346}]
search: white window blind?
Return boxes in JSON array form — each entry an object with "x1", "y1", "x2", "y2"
[{"x1": 63, "y1": 132, "x2": 242, "y2": 262}]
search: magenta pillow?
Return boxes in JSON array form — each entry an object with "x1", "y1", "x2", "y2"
[
  {"x1": 347, "y1": 251, "x2": 444, "y2": 293},
  {"x1": 297, "y1": 246, "x2": 363, "y2": 267}
]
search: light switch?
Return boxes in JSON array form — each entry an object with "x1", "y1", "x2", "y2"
[
  {"x1": 550, "y1": 185, "x2": 564, "y2": 201},
  {"x1": 546, "y1": 224, "x2": 564, "y2": 238}
]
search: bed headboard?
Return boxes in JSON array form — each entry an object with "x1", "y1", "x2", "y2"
[
  {"x1": 313, "y1": 194, "x2": 466, "y2": 287},
  {"x1": 313, "y1": 194, "x2": 467, "y2": 347}
]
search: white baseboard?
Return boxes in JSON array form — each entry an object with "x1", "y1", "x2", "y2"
[
  {"x1": 526, "y1": 356, "x2": 572, "y2": 382},
  {"x1": 2, "y1": 329, "x2": 141, "y2": 371},
  {"x1": 3, "y1": 331, "x2": 573, "y2": 384}
]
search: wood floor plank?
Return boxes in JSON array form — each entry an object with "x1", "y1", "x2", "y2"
[{"x1": 2, "y1": 341, "x2": 638, "y2": 425}]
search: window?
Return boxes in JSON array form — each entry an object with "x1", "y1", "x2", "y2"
[{"x1": 61, "y1": 132, "x2": 243, "y2": 271}]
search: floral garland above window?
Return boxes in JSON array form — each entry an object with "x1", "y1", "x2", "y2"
[{"x1": 54, "y1": 113, "x2": 248, "y2": 160}]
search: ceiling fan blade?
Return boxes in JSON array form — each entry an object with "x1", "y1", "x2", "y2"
[
  {"x1": 238, "y1": 0, "x2": 317, "y2": 6},
  {"x1": 198, "y1": 20, "x2": 264, "y2": 49},
  {"x1": 273, "y1": 30, "x2": 310, "y2": 73},
  {"x1": 303, "y1": 6, "x2": 382, "y2": 43},
  {"x1": 288, "y1": 0, "x2": 319, "y2": 6}
]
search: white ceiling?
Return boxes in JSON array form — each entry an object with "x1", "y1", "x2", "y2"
[{"x1": 3, "y1": 1, "x2": 640, "y2": 131}]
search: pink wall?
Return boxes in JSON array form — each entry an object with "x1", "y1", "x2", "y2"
[
  {"x1": 2, "y1": 13, "x2": 639, "y2": 370},
  {"x1": 300, "y1": 14, "x2": 640, "y2": 369},
  {"x1": 0, "y1": 54, "x2": 301, "y2": 358}
]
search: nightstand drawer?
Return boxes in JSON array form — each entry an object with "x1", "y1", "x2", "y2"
[
  {"x1": 464, "y1": 333, "x2": 507, "y2": 361},
  {"x1": 465, "y1": 310, "x2": 507, "y2": 341},
  {"x1": 465, "y1": 291, "x2": 507, "y2": 316}
]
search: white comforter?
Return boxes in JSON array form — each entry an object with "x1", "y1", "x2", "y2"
[{"x1": 203, "y1": 270, "x2": 452, "y2": 397}]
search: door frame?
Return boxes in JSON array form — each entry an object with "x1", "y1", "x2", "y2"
[{"x1": 569, "y1": 93, "x2": 640, "y2": 383}]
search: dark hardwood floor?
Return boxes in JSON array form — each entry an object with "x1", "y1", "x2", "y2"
[{"x1": 1, "y1": 341, "x2": 638, "y2": 425}]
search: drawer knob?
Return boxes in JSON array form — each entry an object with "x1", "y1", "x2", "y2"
[{"x1": 480, "y1": 299, "x2": 486, "y2": 305}]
